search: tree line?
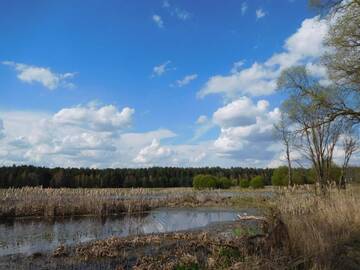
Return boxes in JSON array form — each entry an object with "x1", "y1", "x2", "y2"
[{"x1": 0, "y1": 165, "x2": 273, "y2": 188}]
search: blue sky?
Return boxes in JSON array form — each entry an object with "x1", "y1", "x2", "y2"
[{"x1": 0, "y1": 0, "x2": 333, "y2": 168}]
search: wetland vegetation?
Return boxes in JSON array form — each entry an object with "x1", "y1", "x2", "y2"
[{"x1": 1, "y1": 0, "x2": 360, "y2": 269}]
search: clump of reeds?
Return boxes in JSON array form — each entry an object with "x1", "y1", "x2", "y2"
[
  {"x1": 0, "y1": 187, "x2": 252, "y2": 218},
  {"x1": 276, "y1": 185, "x2": 360, "y2": 269}
]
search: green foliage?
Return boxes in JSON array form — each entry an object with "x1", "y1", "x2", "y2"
[
  {"x1": 305, "y1": 165, "x2": 342, "y2": 185},
  {"x1": 329, "y1": 165, "x2": 342, "y2": 184},
  {"x1": 193, "y1": 175, "x2": 234, "y2": 189},
  {"x1": 306, "y1": 169, "x2": 316, "y2": 184},
  {"x1": 239, "y1": 179, "x2": 250, "y2": 188},
  {"x1": 271, "y1": 166, "x2": 289, "y2": 186},
  {"x1": 250, "y1": 176, "x2": 264, "y2": 189},
  {"x1": 292, "y1": 169, "x2": 306, "y2": 185},
  {"x1": 233, "y1": 227, "x2": 259, "y2": 237},
  {"x1": 192, "y1": 174, "x2": 217, "y2": 189},
  {"x1": 216, "y1": 177, "x2": 233, "y2": 189},
  {"x1": 0, "y1": 165, "x2": 274, "y2": 189}
]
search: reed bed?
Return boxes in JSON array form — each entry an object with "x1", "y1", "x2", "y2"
[
  {"x1": 276, "y1": 185, "x2": 360, "y2": 269},
  {"x1": 0, "y1": 187, "x2": 250, "y2": 218}
]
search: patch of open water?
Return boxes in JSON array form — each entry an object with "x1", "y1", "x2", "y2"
[{"x1": 0, "y1": 207, "x2": 259, "y2": 256}]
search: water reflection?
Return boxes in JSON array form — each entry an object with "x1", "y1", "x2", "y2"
[{"x1": 0, "y1": 208, "x2": 256, "y2": 256}]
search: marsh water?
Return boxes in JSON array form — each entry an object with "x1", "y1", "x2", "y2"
[{"x1": 0, "y1": 207, "x2": 258, "y2": 256}]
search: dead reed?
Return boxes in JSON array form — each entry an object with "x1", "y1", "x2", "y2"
[
  {"x1": 0, "y1": 187, "x2": 252, "y2": 218},
  {"x1": 276, "y1": 185, "x2": 360, "y2": 269}
]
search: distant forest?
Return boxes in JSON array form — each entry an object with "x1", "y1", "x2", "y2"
[{"x1": 0, "y1": 165, "x2": 274, "y2": 188}]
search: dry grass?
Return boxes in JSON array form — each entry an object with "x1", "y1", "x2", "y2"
[
  {"x1": 0, "y1": 187, "x2": 264, "y2": 218},
  {"x1": 276, "y1": 185, "x2": 360, "y2": 269}
]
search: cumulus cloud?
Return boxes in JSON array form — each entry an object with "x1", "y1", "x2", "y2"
[
  {"x1": 198, "y1": 16, "x2": 329, "y2": 99},
  {"x1": 2, "y1": 61, "x2": 76, "y2": 90},
  {"x1": 174, "y1": 74, "x2": 198, "y2": 87},
  {"x1": 53, "y1": 103, "x2": 134, "y2": 131},
  {"x1": 0, "y1": 108, "x2": 181, "y2": 168},
  {"x1": 213, "y1": 97, "x2": 269, "y2": 127},
  {"x1": 133, "y1": 139, "x2": 173, "y2": 164},
  {"x1": 152, "y1": 14, "x2": 164, "y2": 28},
  {"x1": 212, "y1": 96, "x2": 281, "y2": 165},
  {"x1": 266, "y1": 17, "x2": 328, "y2": 69},
  {"x1": 151, "y1": 61, "x2": 173, "y2": 77},
  {"x1": 198, "y1": 62, "x2": 278, "y2": 99},
  {"x1": 256, "y1": 8, "x2": 266, "y2": 19}
]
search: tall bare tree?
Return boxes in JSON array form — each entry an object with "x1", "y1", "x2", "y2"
[
  {"x1": 274, "y1": 113, "x2": 293, "y2": 186},
  {"x1": 339, "y1": 126, "x2": 359, "y2": 188},
  {"x1": 278, "y1": 66, "x2": 343, "y2": 193}
]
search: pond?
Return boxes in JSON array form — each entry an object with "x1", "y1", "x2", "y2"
[{"x1": 0, "y1": 207, "x2": 258, "y2": 256}]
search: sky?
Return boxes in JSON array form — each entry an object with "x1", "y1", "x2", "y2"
[{"x1": 0, "y1": 0, "x2": 346, "y2": 168}]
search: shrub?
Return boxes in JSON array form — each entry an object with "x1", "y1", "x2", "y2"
[
  {"x1": 239, "y1": 179, "x2": 250, "y2": 188},
  {"x1": 217, "y1": 177, "x2": 233, "y2": 189},
  {"x1": 250, "y1": 176, "x2": 264, "y2": 189},
  {"x1": 192, "y1": 174, "x2": 217, "y2": 189},
  {"x1": 292, "y1": 169, "x2": 306, "y2": 185},
  {"x1": 305, "y1": 169, "x2": 316, "y2": 184},
  {"x1": 271, "y1": 166, "x2": 289, "y2": 186}
]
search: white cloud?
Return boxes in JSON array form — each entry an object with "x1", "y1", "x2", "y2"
[
  {"x1": 192, "y1": 115, "x2": 214, "y2": 142},
  {"x1": 174, "y1": 74, "x2": 198, "y2": 87},
  {"x1": 0, "y1": 108, "x2": 181, "y2": 168},
  {"x1": 2, "y1": 61, "x2": 76, "y2": 90},
  {"x1": 198, "y1": 62, "x2": 278, "y2": 99},
  {"x1": 305, "y1": 62, "x2": 331, "y2": 86},
  {"x1": 196, "y1": 115, "x2": 208, "y2": 125},
  {"x1": 266, "y1": 17, "x2": 328, "y2": 69},
  {"x1": 133, "y1": 139, "x2": 173, "y2": 164},
  {"x1": 212, "y1": 97, "x2": 281, "y2": 164},
  {"x1": 198, "y1": 16, "x2": 328, "y2": 99},
  {"x1": 9, "y1": 136, "x2": 31, "y2": 148},
  {"x1": 231, "y1": 60, "x2": 245, "y2": 74},
  {"x1": 152, "y1": 14, "x2": 164, "y2": 28},
  {"x1": 53, "y1": 103, "x2": 134, "y2": 131},
  {"x1": 119, "y1": 129, "x2": 176, "y2": 149},
  {"x1": 0, "y1": 119, "x2": 5, "y2": 140},
  {"x1": 241, "y1": 2, "x2": 248, "y2": 15},
  {"x1": 151, "y1": 61, "x2": 173, "y2": 77},
  {"x1": 256, "y1": 8, "x2": 266, "y2": 19},
  {"x1": 213, "y1": 97, "x2": 269, "y2": 127}
]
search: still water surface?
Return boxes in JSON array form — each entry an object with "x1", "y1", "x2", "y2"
[{"x1": 0, "y1": 208, "x2": 257, "y2": 256}]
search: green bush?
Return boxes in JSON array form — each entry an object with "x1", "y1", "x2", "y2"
[
  {"x1": 271, "y1": 166, "x2": 289, "y2": 186},
  {"x1": 292, "y1": 169, "x2": 306, "y2": 185},
  {"x1": 217, "y1": 177, "x2": 233, "y2": 189},
  {"x1": 192, "y1": 174, "x2": 217, "y2": 189},
  {"x1": 250, "y1": 176, "x2": 264, "y2": 189},
  {"x1": 239, "y1": 179, "x2": 250, "y2": 188}
]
